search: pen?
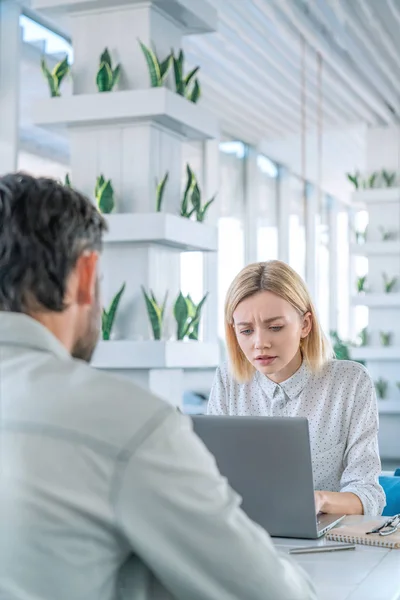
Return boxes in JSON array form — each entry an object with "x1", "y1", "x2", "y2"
[{"x1": 289, "y1": 543, "x2": 356, "y2": 555}]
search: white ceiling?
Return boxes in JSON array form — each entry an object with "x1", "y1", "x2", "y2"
[{"x1": 20, "y1": 0, "x2": 400, "y2": 199}]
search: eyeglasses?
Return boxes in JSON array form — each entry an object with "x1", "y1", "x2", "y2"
[{"x1": 366, "y1": 514, "x2": 400, "y2": 536}]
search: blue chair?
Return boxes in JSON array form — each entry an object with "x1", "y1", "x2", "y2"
[{"x1": 379, "y1": 469, "x2": 400, "y2": 516}]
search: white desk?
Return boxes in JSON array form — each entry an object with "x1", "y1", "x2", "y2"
[{"x1": 274, "y1": 517, "x2": 400, "y2": 600}]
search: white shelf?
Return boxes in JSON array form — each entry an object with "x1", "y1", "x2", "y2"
[
  {"x1": 351, "y1": 294, "x2": 400, "y2": 307},
  {"x1": 32, "y1": 0, "x2": 217, "y2": 34},
  {"x1": 103, "y1": 213, "x2": 217, "y2": 252},
  {"x1": 352, "y1": 188, "x2": 400, "y2": 204},
  {"x1": 350, "y1": 242, "x2": 400, "y2": 256},
  {"x1": 378, "y1": 401, "x2": 400, "y2": 415},
  {"x1": 33, "y1": 88, "x2": 218, "y2": 141},
  {"x1": 351, "y1": 347, "x2": 400, "y2": 361},
  {"x1": 91, "y1": 340, "x2": 220, "y2": 369}
]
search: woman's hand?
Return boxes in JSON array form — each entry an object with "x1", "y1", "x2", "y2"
[{"x1": 314, "y1": 490, "x2": 364, "y2": 515}]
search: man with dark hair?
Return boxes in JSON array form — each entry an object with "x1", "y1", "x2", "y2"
[{"x1": 0, "y1": 173, "x2": 315, "y2": 600}]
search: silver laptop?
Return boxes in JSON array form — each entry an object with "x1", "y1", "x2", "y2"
[{"x1": 192, "y1": 415, "x2": 345, "y2": 539}]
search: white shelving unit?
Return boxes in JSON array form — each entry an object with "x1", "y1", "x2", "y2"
[
  {"x1": 351, "y1": 294, "x2": 400, "y2": 307},
  {"x1": 92, "y1": 341, "x2": 219, "y2": 369},
  {"x1": 103, "y1": 213, "x2": 218, "y2": 252},
  {"x1": 351, "y1": 347, "x2": 400, "y2": 361},
  {"x1": 33, "y1": 0, "x2": 219, "y2": 408},
  {"x1": 350, "y1": 172, "x2": 400, "y2": 460},
  {"x1": 33, "y1": 88, "x2": 218, "y2": 141}
]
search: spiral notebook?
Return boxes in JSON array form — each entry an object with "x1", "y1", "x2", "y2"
[{"x1": 326, "y1": 518, "x2": 400, "y2": 549}]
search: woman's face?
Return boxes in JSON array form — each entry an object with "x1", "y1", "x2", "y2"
[{"x1": 232, "y1": 290, "x2": 312, "y2": 382}]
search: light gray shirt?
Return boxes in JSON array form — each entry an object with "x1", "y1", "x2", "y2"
[
  {"x1": 208, "y1": 360, "x2": 385, "y2": 516},
  {"x1": 0, "y1": 313, "x2": 316, "y2": 600}
]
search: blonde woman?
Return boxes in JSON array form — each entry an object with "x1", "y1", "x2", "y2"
[{"x1": 208, "y1": 260, "x2": 385, "y2": 516}]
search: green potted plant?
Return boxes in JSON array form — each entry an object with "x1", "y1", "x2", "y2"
[
  {"x1": 346, "y1": 171, "x2": 361, "y2": 190},
  {"x1": 171, "y1": 49, "x2": 201, "y2": 103},
  {"x1": 357, "y1": 327, "x2": 369, "y2": 347},
  {"x1": 375, "y1": 378, "x2": 388, "y2": 400},
  {"x1": 356, "y1": 275, "x2": 367, "y2": 294},
  {"x1": 41, "y1": 55, "x2": 70, "y2": 97},
  {"x1": 173, "y1": 291, "x2": 208, "y2": 340},
  {"x1": 381, "y1": 169, "x2": 396, "y2": 187},
  {"x1": 382, "y1": 272, "x2": 397, "y2": 293},
  {"x1": 380, "y1": 331, "x2": 392, "y2": 347},
  {"x1": 141, "y1": 287, "x2": 168, "y2": 340},
  {"x1": 102, "y1": 283, "x2": 125, "y2": 340},
  {"x1": 96, "y1": 48, "x2": 121, "y2": 92},
  {"x1": 155, "y1": 172, "x2": 169, "y2": 212},
  {"x1": 139, "y1": 40, "x2": 172, "y2": 87},
  {"x1": 180, "y1": 164, "x2": 216, "y2": 222},
  {"x1": 95, "y1": 175, "x2": 115, "y2": 214},
  {"x1": 379, "y1": 226, "x2": 396, "y2": 241}
]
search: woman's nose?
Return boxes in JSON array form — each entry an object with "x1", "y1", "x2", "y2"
[{"x1": 254, "y1": 333, "x2": 272, "y2": 349}]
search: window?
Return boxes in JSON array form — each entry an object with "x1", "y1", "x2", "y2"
[
  {"x1": 288, "y1": 175, "x2": 306, "y2": 280},
  {"x1": 20, "y1": 14, "x2": 73, "y2": 62},
  {"x1": 256, "y1": 154, "x2": 279, "y2": 262},
  {"x1": 218, "y1": 141, "x2": 246, "y2": 338},
  {"x1": 316, "y1": 194, "x2": 330, "y2": 332},
  {"x1": 337, "y1": 207, "x2": 351, "y2": 339}
]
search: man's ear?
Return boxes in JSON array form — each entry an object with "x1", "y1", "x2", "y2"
[{"x1": 75, "y1": 251, "x2": 99, "y2": 306}]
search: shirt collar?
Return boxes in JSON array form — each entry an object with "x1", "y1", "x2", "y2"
[
  {"x1": 256, "y1": 360, "x2": 311, "y2": 400},
  {"x1": 0, "y1": 312, "x2": 71, "y2": 361}
]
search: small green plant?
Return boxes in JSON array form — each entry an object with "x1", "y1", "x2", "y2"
[
  {"x1": 64, "y1": 173, "x2": 71, "y2": 187},
  {"x1": 96, "y1": 48, "x2": 121, "y2": 92},
  {"x1": 41, "y1": 55, "x2": 70, "y2": 97},
  {"x1": 380, "y1": 331, "x2": 392, "y2": 346},
  {"x1": 171, "y1": 49, "x2": 201, "y2": 103},
  {"x1": 141, "y1": 287, "x2": 168, "y2": 340},
  {"x1": 358, "y1": 327, "x2": 369, "y2": 347},
  {"x1": 347, "y1": 171, "x2": 360, "y2": 190},
  {"x1": 95, "y1": 175, "x2": 115, "y2": 214},
  {"x1": 173, "y1": 291, "x2": 208, "y2": 340},
  {"x1": 156, "y1": 172, "x2": 169, "y2": 212},
  {"x1": 379, "y1": 226, "x2": 396, "y2": 241},
  {"x1": 180, "y1": 164, "x2": 216, "y2": 222},
  {"x1": 383, "y1": 272, "x2": 397, "y2": 293},
  {"x1": 367, "y1": 171, "x2": 379, "y2": 188},
  {"x1": 354, "y1": 225, "x2": 367, "y2": 244},
  {"x1": 382, "y1": 169, "x2": 396, "y2": 187},
  {"x1": 139, "y1": 40, "x2": 172, "y2": 87},
  {"x1": 356, "y1": 275, "x2": 367, "y2": 294},
  {"x1": 102, "y1": 282, "x2": 125, "y2": 340},
  {"x1": 330, "y1": 331, "x2": 351, "y2": 360},
  {"x1": 375, "y1": 378, "x2": 388, "y2": 400}
]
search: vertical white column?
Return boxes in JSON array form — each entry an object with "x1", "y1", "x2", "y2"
[
  {"x1": 0, "y1": 0, "x2": 20, "y2": 174},
  {"x1": 202, "y1": 138, "x2": 219, "y2": 345},
  {"x1": 278, "y1": 167, "x2": 290, "y2": 263},
  {"x1": 244, "y1": 146, "x2": 259, "y2": 265},
  {"x1": 305, "y1": 183, "x2": 317, "y2": 299},
  {"x1": 328, "y1": 196, "x2": 338, "y2": 332}
]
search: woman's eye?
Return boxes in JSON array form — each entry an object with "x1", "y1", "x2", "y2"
[
  {"x1": 240, "y1": 329, "x2": 253, "y2": 335},
  {"x1": 270, "y1": 326, "x2": 283, "y2": 332}
]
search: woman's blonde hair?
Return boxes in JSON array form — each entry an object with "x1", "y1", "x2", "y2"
[{"x1": 225, "y1": 260, "x2": 333, "y2": 383}]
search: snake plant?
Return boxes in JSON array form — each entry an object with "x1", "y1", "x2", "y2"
[
  {"x1": 102, "y1": 282, "x2": 125, "y2": 340},
  {"x1": 380, "y1": 331, "x2": 392, "y2": 347},
  {"x1": 173, "y1": 292, "x2": 208, "y2": 340},
  {"x1": 139, "y1": 40, "x2": 172, "y2": 87},
  {"x1": 96, "y1": 48, "x2": 121, "y2": 92},
  {"x1": 382, "y1": 169, "x2": 396, "y2": 187},
  {"x1": 382, "y1": 272, "x2": 397, "y2": 293},
  {"x1": 142, "y1": 287, "x2": 168, "y2": 340},
  {"x1": 172, "y1": 49, "x2": 201, "y2": 103},
  {"x1": 41, "y1": 55, "x2": 70, "y2": 97},
  {"x1": 156, "y1": 172, "x2": 169, "y2": 212},
  {"x1": 64, "y1": 173, "x2": 71, "y2": 187},
  {"x1": 356, "y1": 275, "x2": 367, "y2": 294},
  {"x1": 180, "y1": 164, "x2": 216, "y2": 222},
  {"x1": 375, "y1": 378, "x2": 388, "y2": 400},
  {"x1": 95, "y1": 175, "x2": 115, "y2": 214}
]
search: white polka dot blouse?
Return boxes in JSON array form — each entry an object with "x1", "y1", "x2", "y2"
[{"x1": 207, "y1": 359, "x2": 385, "y2": 516}]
